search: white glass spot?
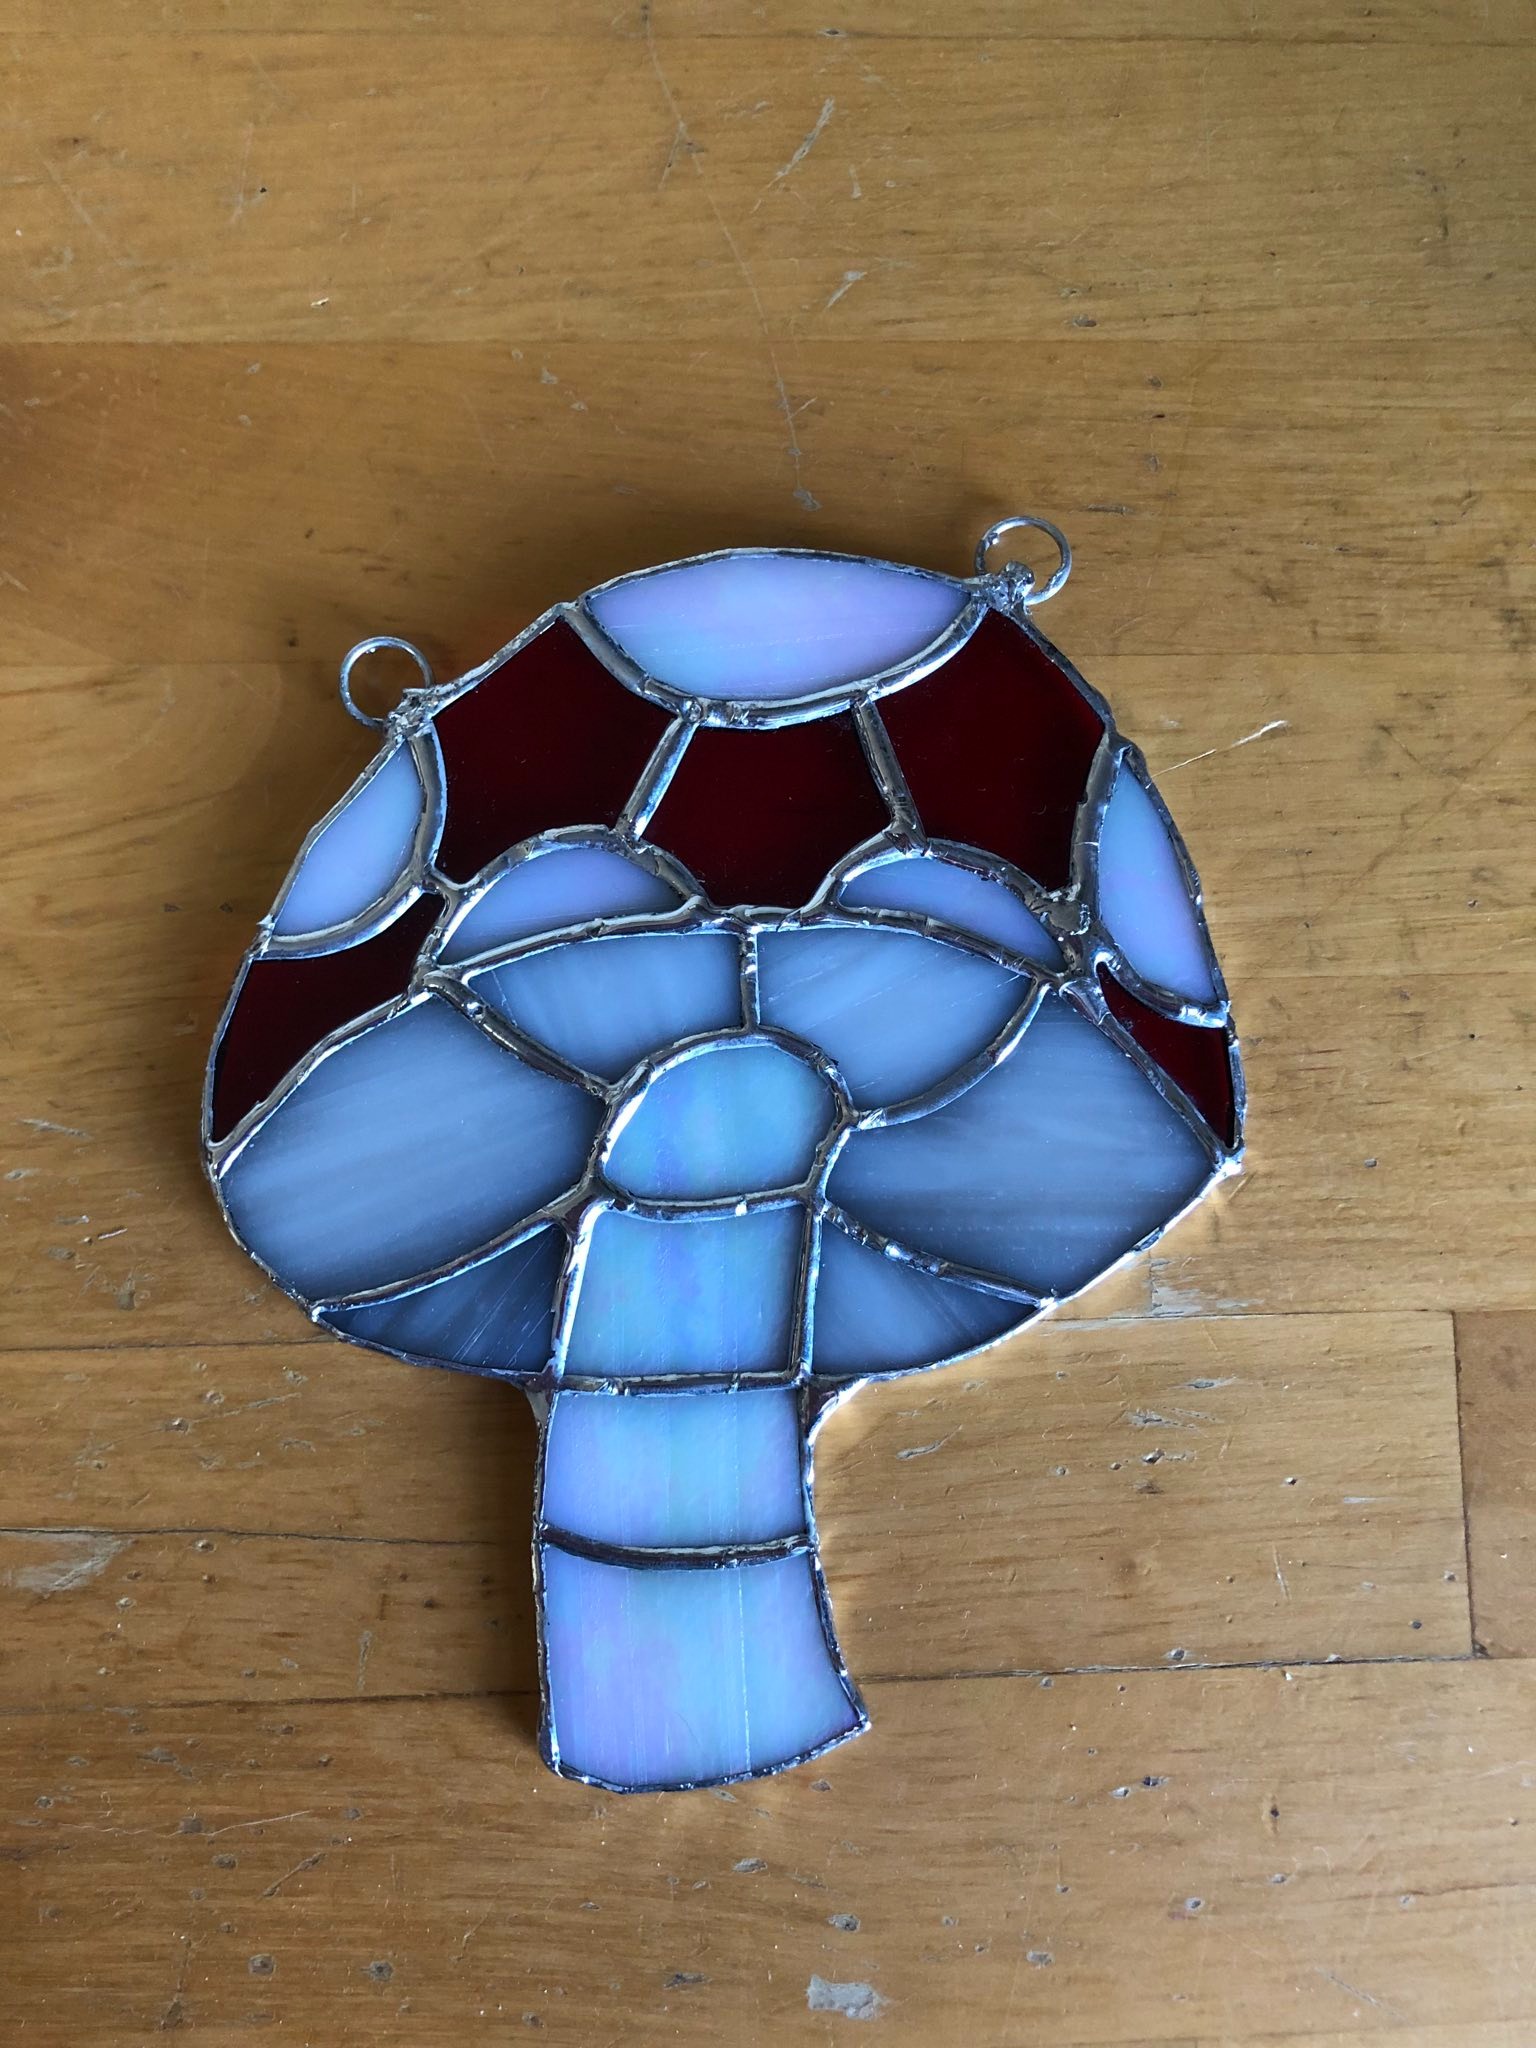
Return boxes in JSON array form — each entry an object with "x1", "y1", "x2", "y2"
[
  {"x1": 541, "y1": 1546, "x2": 860, "y2": 1788},
  {"x1": 564, "y1": 1206, "x2": 804, "y2": 1379},
  {"x1": 271, "y1": 743, "x2": 425, "y2": 940},
  {"x1": 1097, "y1": 764, "x2": 1219, "y2": 1004},
  {"x1": 811, "y1": 1219, "x2": 1031, "y2": 1379},
  {"x1": 473, "y1": 930, "x2": 743, "y2": 1082},
  {"x1": 440, "y1": 843, "x2": 685, "y2": 965},
  {"x1": 323, "y1": 1224, "x2": 564, "y2": 1375},
  {"x1": 828, "y1": 993, "x2": 1213, "y2": 1298},
  {"x1": 585, "y1": 553, "x2": 969, "y2": 702},
  {"x1": 604, "y1": 1039, "x2": 835, "y2": 1200},
  {"x1": 756, "y1": 925, "x2": 1028, "y2": 1109},
  {"x1": 541, "y1": 1387, "x2": 806, "y2": 1549},
  {"x1": 221, "y1": 996, "x2": 601, "y2": 1300},
  {"x1": 837, "y1": 850, "x2": 1063, "y2": 969}
]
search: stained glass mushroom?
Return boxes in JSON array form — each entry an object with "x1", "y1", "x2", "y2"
[{"x1": 205, "y1": 532, "x2": 1242, "y2": 1791}]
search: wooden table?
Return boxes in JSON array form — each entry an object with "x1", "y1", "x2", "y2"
[{"x1": 3, "y1": 6, "x2": 1533, "y2": 2042}]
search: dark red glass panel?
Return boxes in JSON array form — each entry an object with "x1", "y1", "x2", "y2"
[
  {"x1": 209, "y1": 893, "x2": 441, "y2": 1142},
  {"x1": 877, "y1": 610, "x2": 1104, "y2": 890},
  {"x1": 647, "y1": 715, "x2": 890, "y2": 908},
  {"x1": 432, "y1": 621, "x2": 670, "y2": 881},
  {"x1": 1099, "y1": 968, "x2": 1237, "y2": 1146}
]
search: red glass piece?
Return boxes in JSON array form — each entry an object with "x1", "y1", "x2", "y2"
[
  {"x1": 1098, "y1": 968, "x2": 1236, "y2": 1146},
  {"x1": 209, "y1": 894, "x2": 441, "y2": 1142},
  {"x1": 432, "y1": 622, "x2": 670, "y2": 881},
  {"x1": 647, "y1": 715, "x2": 891, "y2": 908},
  {"x1": 877, "y1": 610, "x2": 1104, "y2": 890}
]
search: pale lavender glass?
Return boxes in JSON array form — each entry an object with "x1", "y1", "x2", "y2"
[{"x1": 585, "y1": 553, "x2": 969, "y2": 700}]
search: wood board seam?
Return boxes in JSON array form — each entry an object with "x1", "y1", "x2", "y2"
[{"x1": 0, "y1": 1649, "x2": 1483, "y2": 1721}]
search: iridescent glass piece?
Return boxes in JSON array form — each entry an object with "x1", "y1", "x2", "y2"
[
  {"x1": 584, "y1": 551, "x2": 972, "y2": 704},
  {"x1": 270, "y1": 741, "x2": 428, "y2": 943},
  {"x1": 438, "y1": 841, "x2": 686, "y2": 965},
  {"x1": 205, "y1": 524, "x2": 1243, "y2": 1792}
]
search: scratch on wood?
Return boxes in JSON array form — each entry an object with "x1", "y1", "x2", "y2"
[
  {"x1": 773, "y1": 98, "x2": 836, "y2": 185},
  {"x1": 897, "y1": 1432, "x2": 957, "y2": 1461},
  {"x1": 203, "y1": 1811, "x2": 315, "y2": 1839},
  {"x1": 2, "y1": 1531, "x2": 126, "y2": 1595},
  {"x1": 640, "y1": 5, "x2": 818, "y2": 510},
  {"x1": 1313, "y1": 1967, "x2": 1404, "y2": 2020},
  {"x1": 259, "y1": 1851, "x2": 325, "y2": 1899},
  {"x1": 1162, "y1": 720, "x2": 1289, "y2": 776}
]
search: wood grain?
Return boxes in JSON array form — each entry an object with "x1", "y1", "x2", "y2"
[
  {"x1": 4, "y1": 3, "x2": 1534, "y2": 39},
  {"x1": 2, "y1": 3, "x2": 1531, "y2": 2039},
  {"x1": 1, "y1": 36, "x2": 1529, "y2": 347},
  {"x1": 2, "y1": 343, "x2": 1531, "y2": 667},
  {"x1": 1456, "y1": 1313, "x2": 1536, "y2": 1659},
  {"x1": 9, "y1": 1662, "x2": 1536, "y2": 2046}
]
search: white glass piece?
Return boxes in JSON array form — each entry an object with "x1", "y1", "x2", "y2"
[
  {"x1": 473, "y1": 930, "x2": 743, "y2": 1082},
  {"x1": 585, "y1": 553, "x2": 969, "y2": 702},
  {"x1": 811, "y1": 1220, "x2": 1030, "y2": 1379},
  {"x1": 324, "y1": 1225, "x2": 564, "y2": 1375},
  {"x1": 440, "y1": 843, "x2": 685, "y2": 965},
  {"x1": 604, "y1": 1039, "x2": 834, "y2": 1200},
  {"x1": 271, "y1": 743, "x2": 424, "y2": 939},
  {"x1": 756, "y1": 925, "x2": 1027, "y2": 1109},
  {"x1": 828, "y1": 993, "x2": 1212, "y2": 1298},
  {"x1": 221, "y1": 996, "x2": 601, "y2": 1300},
  {"x1": 564, "y1": 1206, "x2": 803, "y2": 1379},
  {"x1": 541, "y1": 1387, "x2": 805, "y2": 1549},
  {"x1": 1097, "y1": 764, "x2": 1219, "y2": 1004},
  {"x1": 542, "y1": 1546, "x2": 860, "y2": 1788},
  {"x1": 837, "y1": 851, "x2": 1063, "y2": 969}
]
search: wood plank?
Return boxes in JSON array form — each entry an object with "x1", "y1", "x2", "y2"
[
  {"x1": 2, "y1": 2, "x2": 1533, "y2": 41},
  {"x1": 0, "y1": 1525, "x2": 529, "y2": 1711},
  {"x1": 2, "y1": 340, "x2": 1533, "y2": 667},
  {"x1": 0, "y1": 1313, "x2": 1468, "y2": 1708},
  {"x1": 0, "y1": 1343, "x2": 533, "y2": 1545},
  {"x1": 820, "y1": 1311, "x2": 1470, "y2": 1676},
  {"x1": 1456, "y1": 1312, "x2": 1536, "y2": 1659},
  {"x1": 8, "y1": 1661, "x2": 1536, "y2": 2044},
  {"x1": 0, "y1": 39, "x2": 1528, "y2": 346}
]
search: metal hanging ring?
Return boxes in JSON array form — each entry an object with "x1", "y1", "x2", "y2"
[
  {"x1": 974, "y1": 515, "x2": 1073, "y2": 607},
  {"x1": 338, "y1": 636, "x2": 436, "y2": 729}
]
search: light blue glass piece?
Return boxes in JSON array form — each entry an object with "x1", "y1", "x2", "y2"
[
  {"x1": 541, "y1": 1387, "x2": 806, "y2": 1548},
  {"x1": 271, "y1": 743, "x2": 424, "y2": 939},
  {"x1": 811, "y1": 1219, "x2": 1031, "y2": 1379},
  {"x1": 585, "y1": 553, "x2": 969, "y2": 701},
  {"x1": 565, "y1": 1206, "x2": 803, "y2": 1379},
  {"x1": 439, "y1": 844, "x2": 685, "y2": 965},
  {"x1": 1097, "y1": 764, "x2": 1219, "y2": 1004},
  {"x1": 541, "y1": 1546, "x2": 860, "y2": 1788},
  {"x1": 473, "y1": 931, "x2": 743, "y2": 1082},
  {"x1": 605, "y1": 1039, "x2": 834, "y2": 1200},
  {"x1": 756, "y1": 925, "x2": 1027, "y2": 1109},
  {"x1": 837, "y1": 851, "x2": 1063, "y2": 969},
  {"x1": 828, "y1": 994, "x2": 1212, "y2": 1298},
  {"x1": 322, "y1": 1224, "x2": 564, "y2": 1375},
  {"x1": 221, "y1": 997, "x2": 601, "y2": 1300}
]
